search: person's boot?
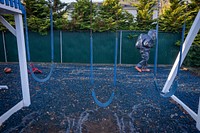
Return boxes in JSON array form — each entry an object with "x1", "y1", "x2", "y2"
[
  {"x1": 135, "y1": 66, "x2": 142, "y2": 72},
  {"x1": 142, "y1": 68, "x2": 150, "y2": 72}
]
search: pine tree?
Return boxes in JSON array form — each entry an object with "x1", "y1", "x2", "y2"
[
  {"x1": 159, "y1": 0, "x2": 187, "y2": 32},
  {"x1": 25, "y1": 0, "x2": 69, "y2": 33},
  {"x1": 184, "y1": 0, "x2": 200, "y2": 67},
  {"x1": 52, "y1": 0, "x2": 69, "y2": 30},
  {"x1": 94, "y1": 0, "x2": 134, "y2": 31},
  {"x1": 132, "y1": 0, "x2": 157, "y2": 30},
  {"x1": 24, "y1": 0, "x2": 50, "y2": 34},
  {"x1": 69, "y1": 0, "x2": 97, "y2": 30}
]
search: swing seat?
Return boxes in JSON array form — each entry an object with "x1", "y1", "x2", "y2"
[
  {"x1": 28, "y1": 68, "x2": 42, "y2": 74},
  {"x1": 32, "y1": 67, "x2": 42, "y2": 74},
  {"x1": 28, "y1": 63, "x2": 42, "y2": 74}
]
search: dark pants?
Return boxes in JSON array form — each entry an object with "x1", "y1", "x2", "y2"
[{"x1": 136, "y1": 48, "x2": 150, "y2": 69}]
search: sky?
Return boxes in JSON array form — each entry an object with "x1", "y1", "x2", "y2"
[{"x1": 60, "y1": 0, "x2": 104, "y2": 3}]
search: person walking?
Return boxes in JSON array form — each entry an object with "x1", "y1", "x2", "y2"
[{"x1": 135, "y1": 29, "x2": 157, "y2": 72}]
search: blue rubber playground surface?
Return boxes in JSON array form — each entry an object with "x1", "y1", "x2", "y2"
[{"x1": 0, "y1": 63, "x2": 200, "y2": 133}]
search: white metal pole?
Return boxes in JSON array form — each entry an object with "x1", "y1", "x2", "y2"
[
  {"x1": 171, "y1": 95, "x2": 197, "y2": 121},
  {"x1": 14, "y1": 14, "x2": 30, "y2": 106},
  {"x1": 119, "y1": 30, "x2": 122, "y2": 64},
  {"x1": 0, "y1": 15, "x2": 16, "y2": 36},
  {"x1": 0, "y1": 100, "x2": 23, "y2": 126},
  {"x1": 2, "y1": 31, "x2": 7, "y2": 62},
  {"x1": 60, "y1": 31, "x2": 63, "y2": 63},
  {"x1": 197, "y1": 97, "x2": 200, "y2": 130}
]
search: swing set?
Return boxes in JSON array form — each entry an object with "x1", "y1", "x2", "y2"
[{"x1": 0, "y1": 0, "x2": 200, "y2": 130}]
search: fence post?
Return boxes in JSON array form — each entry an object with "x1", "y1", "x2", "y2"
[
  {"x1": 2, "y1": 31, "x2": 7, "y2": 62},
  {"x1": 60, "y1": 30, "x2": 63, "y2": 63},
  {"x1": 119, "y1": 30, "x2": 122, "y2": 64}
]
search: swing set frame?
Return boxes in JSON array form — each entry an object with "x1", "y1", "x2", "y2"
[
  {"x1": 0, "y1": 0, "x2": 30, "y2": 126},
  {"x1": 161, "y1": 10, "x2": 200, "y2": 130}
]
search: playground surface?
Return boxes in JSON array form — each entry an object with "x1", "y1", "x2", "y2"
[{"x1": 0, "y1": 63, "x2": 200, "y2": 133}]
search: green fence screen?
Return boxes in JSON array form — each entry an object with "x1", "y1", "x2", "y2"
[
  {"x1": 0, "y1": 30, "x2": 181, "y2": 65},
  {"x1": 0, "y1": 32, "x2": 4, "y2": 62}
]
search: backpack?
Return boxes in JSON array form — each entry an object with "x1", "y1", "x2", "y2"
[
  {"x1": 135, "y1": 34, "x2": 143, "y2": 49},
  {"x1": 135, "y1": 34, "x2": 154, "y2": 49},
  {"x1": 143, "y1": 35, "x2": 154, "y2": 48}
]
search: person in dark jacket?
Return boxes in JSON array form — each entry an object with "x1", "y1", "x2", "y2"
[{"x1": 135, "y1": 29, "x2": 156, "y2": 72}]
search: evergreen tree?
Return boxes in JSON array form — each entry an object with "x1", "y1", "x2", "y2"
[
  {"x1": 183, "y1": 0, "x2": 200, "y2": 67},
  {"x1": 25, "y1": 0, "x2": 69, "y2": 33},
  {"x1": 24, "y1": 0, "x2": 50, "y2": 34},
  {"x1": 94, "y1": 0, "x2": 134, "y2": 31},
  {"x1": 159, "y1": 0, "x2": 188, "y2": 32},
  {"x1": 52, "y1": 0, "x2": 69, "y2": 30},
  {"x1": 186, "y1": 0, "x2": 200, "y2": 46},
  {"x1": 69, "y1": 0, "x2": 96, "y2": 30},
  {"x1": 95, "y1": 0, "x2": 122, "y2": 31},
  {"x1": 132, "y1": 0, "x2": 157, "y2": 30}
]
